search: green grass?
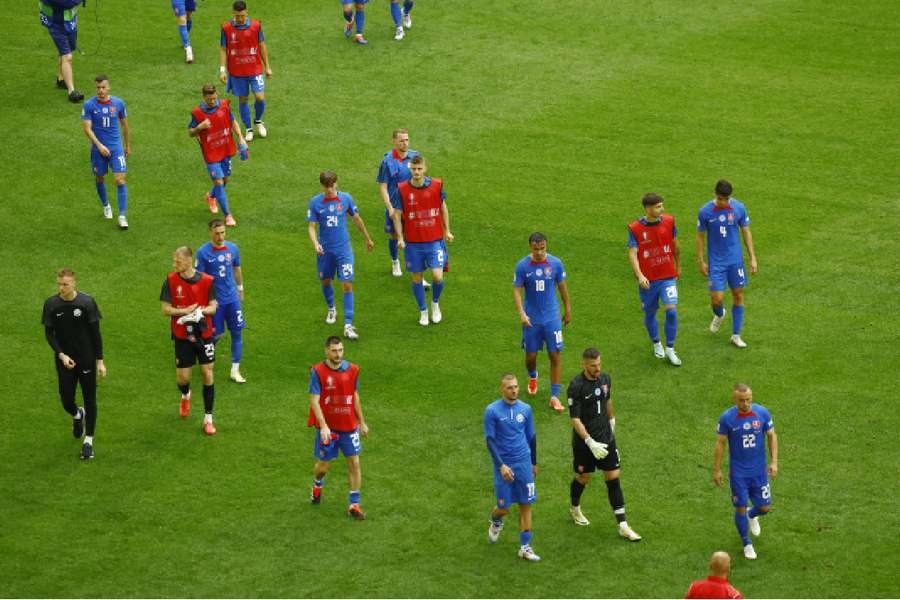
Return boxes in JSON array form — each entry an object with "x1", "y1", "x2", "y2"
[{"x1": 2, "y1": 0, "x2": 899, "y2": 597}]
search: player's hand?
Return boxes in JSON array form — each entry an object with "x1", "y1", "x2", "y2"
[
  {"x1": 124, "y1": 144, "x2": 131, "y2": 158},
  {"x1": 265, "y1": 66, "x2": 273, "y2": 78},
  {"x1": 96, "y1": 359, "x2": 107, "y2": 378},
  {"x1": 638, "y1": 274, "x2": 650, "y2": 289},
  {"x1": 397, "y1": 239, "x2": 406, "y2": 250},
  {"x1": 199, "y1": 118, "x2": 212, "y2": 131},
  {"x1": 713, "y1": 469, "x2": 723, "y2": 486},
  {"x1": 532, "y1": 464, "x2": 539, "y2": 478},
  {"x1": 314, "y1": 243, "x2": 324, "y2": 256},
  {"x1": 562, "y1": 311, "x2": 571, "y2": 326},
  {"x1": 319, "y1": 426, "x2": 332, "y2": 445},
  {"x1": 519, "y1": 313, "x2": 532, "y2": 327},
  {"x1": 365, "y1": 238, "x2": 375, "y2": 252},
  {"x1": 585, "y1": 437, "x2": 608, "y2": 459},
  {"x1": 98, "y1": 144, "x2": 110, "y2": 157},
  {"x1": 445, "y1": 231, "x2": 454, "y2": 243},
  {"x1": 238, "y1": 144, "x2": 249, "y2": 161},
  {"x1": 59, "y1": 353, "x2": 76, "y2": 369},
  {"x1": 698, "y1": 261, "x2": 709, "y2": 276},
  {"x1": 768, "y1": 461, "x2": 777, "y2": 478},
  {"x1": 218, "y1": 72, "x2": 227, "y2": 84},
  {"x1": 359, "y1": 423, "x2": 369, "y2": 437},
  {"x1": 500, "y1": 464, "x2": 514, "y2": 481},
  {"x1": 750, "y1": 257, "x2": 758, "y2": 274}
]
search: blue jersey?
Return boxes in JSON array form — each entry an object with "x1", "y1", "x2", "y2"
[
  {"x1": 717, "y1": 403, "x2": 773, "y2": 478},
  {"x1": 484, "y1": 399, "x2": 535, "y2": 466},
  {"x1": 513, "y1": 254, "x2": 567, "y2": 325},
  {"x1": 81, "y1": 96, "x2": 127, "y2": 150},
  {"x1": 377, "y1": 148, "x2": 420, "y2": 208},
  {"x1": 307, "y1": 192, "x2": 358, "y2": 253},
  {"x1": 195, "y1": 241, "x2": 241, "y2": 306},
  {"x1": 697, "y1": 199, "x2": 750, "y2": 266}
]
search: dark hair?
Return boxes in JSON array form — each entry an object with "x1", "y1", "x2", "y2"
[
  {"x1": 57, "y1": 268, "x2": 75, "y2": 278},
  {"x1": 233, "y1": 1, "x2": 247, "y2": 10},
  {"x1": 320, "y1": 170, "x2": 338, "y2": 187},
  {"x1": 582, "y1": 347, "x2": 601, "y2": 360},
  {"x1": 642, "y1": 192, "x2": 663, "y2": 207},
  {"x1": 528, "y1": 232, "x2": 547, "y2": 245},
  {"x1": 409, "y1": 155, "x2": 425, "y2": 166},
  {"x1": 208, "y1": 219, "x2": 225, "y2": 229},
  {"x1": 715, "y1": 179, "x2": 733, "y2": 197},
  {"x1": 325, "y1": 336, "x2": 342, "y2": 347},
  {"x1": 95, "y1": 74, "x2": 109, "y2": 83},
  {"x1": 202, "y1": 84, "x2": 217, "y2": 96}
]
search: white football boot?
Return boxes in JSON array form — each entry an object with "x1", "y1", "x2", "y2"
[
  {"x1": 749, "y1": 515, "x2": 761, "y2": 537},
  {"x1": 402, "y1": 9, "x2": 412, "y2": 28},
  {"x1": 517, "y1": 545, "x2": 541, "y2": 561},
  {"x1": 230, "y1": 365, "x2": 246, "y2": 384},
  {"x1": 391, "y1": 259, "x2": 403, "y2": 277},
  {"x1": 431, "y1": 302, "x2": 442, "y2": 323},
  {"x1": 118, "y1": 215, "x2": 128, "y2": 230},
  {"x1": 185, "y1": 46, "x2": 193, "y2": 64},
  {"x1": 570, "y1": 505, "x2": 590, "y2": 526},
  {"x1": 255, "y1": 121, "x2": 267, "y2": 138},
  {"x1": 325, "y1": 307, "x2": 337, "y2": 324},
  {"x1": 343, "y1": 324, "x2": 359, "y2": 340},
  {"x1": 618, "y1": 522, "x2": 642, "y2": 542},
  {"x1": 743, "y1": 544, "x2": 757, "y2": 560},
  {"x1": 710, "y1": 314, "x2": 724, "y2": 333},
  {"x1": 488, "y1": 520, "x2": 503, "y2": 543},
  {"x1": 653, "y1": 341, "x2": 665, "y2": 359},
  {"x1": 418, "y1": 310, "x2": 429, "y2": 326},
  {"x1": 731, "y1": 335, "x2": 748, "y2": 348},
  {"x1": 394, "y1": 26, "x2": 405, "y2": 41},
  {"x1": 245, "y1": 127, "x2": 254, "y2": 142},
  {"x1": 665, "y1": 346, "x2": 682, "y2": 366}
]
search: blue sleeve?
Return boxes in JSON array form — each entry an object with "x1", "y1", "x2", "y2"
[
  {"x1": 231, "y1": 243, "x2": 240, "y2": 267},
  {"x1": 696, "y1": 208, "x2": 707, "y2": 232},
  {"x1": 194, "y1": 247, "x2": 207, "y2": 273},
  {"x1": 513, "y1": 261, "x2": 525, "y2": 287},
  {"x1": 306, "y1": 199, "x2": 318, "y2": 223},
  {"x1": 308, "y1": 369, "x2": 321, "y2": 395},
  {"x1": 555, "y1": 258, "x2": 567, "y2": 282},
  {"x1": 525, "y1": 409, "x2": 537, "y2": 465},
  {"x1": 220, "y1": 28, "x2": 227, "y2": 48},
  {"x1": 739, "y1": 205, "x2": 750, "y2": 227},
  {"x1": 118, "y1": 99, "x2": 127, "y2": 120},
  {"x1": 346, "y1": 194, "x2": 358, "y2": 216},
  {"x1": 188, "y1": 115, "x2": 198, "y2": 129},
  {"x1": 81, "y1": 101, "x2": 91, "y2": 120},
  {"x1": 258, "y1": 24, "x2": 265, "y2": 42},
  {"x1": 485, "y1": 437, "x2": 503, "y2": 467},
  {"x1": 627, "y1": 229, "x2": 638, "y2": 248},
  {"x1": 761, "y1": 407, "x2": 773, "y2": 431},
  {"x1": 440, "y1": 181, "x2": 446, "y2": 202},
  {"x1": 376, "y1": 158, "x2": 389, "y2": 184},
  {"x1": 717, "y1": 413, "x2": 728, "y2": 435},
  {"x1": 672, "y1": 221, "x2": 678, "y2": 238}
]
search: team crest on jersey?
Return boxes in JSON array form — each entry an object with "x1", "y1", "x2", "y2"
[
  {"x1": 226, "y1": 253, "x2": 232, "y2": 261},
  {"x1": 73, "y1": 308, "x2": 82, "y2": 317},
  {"x1": 643, "y1": 250, "x2": 650, "y2": 258},
  {"x1": 743, "y1": 422, "x2": 751, "y2": 430},
  {"x1": 109, "y1": 107, "x2": 117, "y2": 115},
  {"x1": 751, "y1": 420, "x2": 760, "y2": 429},
  {"x1": 545, "y1": 268, "x2": 552, "y2": 277},
  {"x1": 102, "y1": 107, "x2": 108, "y2": 114},
  {"x1": 516, "y1": 413, "x2": 525, "y2": 423},
  {"x1": 231, "y1": 32, "x2": 237, "y2": 41},
  {"x1": 535, "y1": 268, "x2": 543, "y2": 277},
  {"x1": 337, "y1": 204, "x2": 343, "y2": 211},
  {"x1": 727, "y1": 213, "x2": 735, "y2": 224},
  {"x1": 719, "y1": 215, "x2": 726, "y2": 222},
  {"x1": 218, "y1": 255, "x2": 225, "y2": 262}
]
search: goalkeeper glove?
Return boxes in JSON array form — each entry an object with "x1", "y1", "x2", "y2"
[
  {"x1": 238, "y1": 143, "x2": 249, "y2": 161},
  {"x1": 585, "y1": 437, "x2": 609, "y2": 459},
  {"x1": 176, "y1": 307, "x2": 204, "y2": 325}
]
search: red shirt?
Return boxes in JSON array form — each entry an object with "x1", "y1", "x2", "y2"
[
  {"x1": 191, "y1": 99, "x2": 238, "y2": 164},
  {"x1": 685, "y1": 576, "x2": 743, "y2": 599},
  {"x1": 222, "y1": 20, "x2": 263, "y2": 77},
  {"x1": 398, "y1": 178, "x2": 445, "y2": 243},
  {"x1": 307, "y1": 361, "x2": 360, "y2": 432},
  {"x1": 166, "y1": 272, "x2": 215, "y2": 341},
  {"x1": 628, "y1": 214, "x2": 678, "y2": 281}
]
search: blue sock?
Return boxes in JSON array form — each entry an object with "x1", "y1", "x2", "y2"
[
  {"x1": 403, "y1": 0, "x2": 414, "y2": 12},
  {"x1": 178, "y1": 24, "x2": 190, "y2": 48},
  {"x1": 390, "y1": 1, "x2": 402, "y2": 26},
  {"x1": 550, "y1": 383, "x2": 561, "y2": 398},
  {"x1": 239, "y1": 102, "x2": 252, "y2": 129},
  {"x1": 388, "y1": 239, "x2": 399, "y2": 261},
  {"x1": 231, "y1": 330, "x2": 243, "y2": 363},
  {"x1": 643, "y1": 309, "x2": 660, "y2": 343},
  {"x1": 432, "y1": 280, "x2": 444, "y2": 303},
  {"x1": 664, "y1": 308, "x2": 677, "y2": 347},
  {"x1": 213, "y1": 184, "x2": 230, "y2": 215},
  {"x1": 732, "y1": 305, "x2": 745, "y2": 335},
  {"x1": 210, "y1": 184, "x2": 217, "y2": 197},
  {"x1": 519, "y1": 530, "x2": 532, "y2": 547},
  {"x1": 748, "y1": 506, "x2": 766, "y2": 519},
  {"x1": 186, "y1": 17, "x2": 192, "y2": 32},
  {"x1": 528, "y1": 370, "x2": 537, "y2": 379},
  {"x1": 254, "y1": 99, "x2": 266, "y2": 122},
  {"x1": 116, "y1": 183, "x2": 127, "y2": 215},
  {"x1": 343, "y1": 291, "x2": 354, "y2": 325},
  {"x1": 412, "y1": 282, "x2": 426, "y2": 311},
  {"x1": 343, "y1": 9, "x2": 353, "y2": 22},
  {"x1": 734, "y1": 511, "x2": 751, "y2": 546},
  {"x1": 713, "y1": 304, "x2": 725, "y2": 317},
  {"x1": 349, "y1": 490, "x2": 360, "y2": 505},
  {"x1": 95, "y1": 180, "x2": 108, "y2": 206},
  {"x1": 322, "y1": 284, "x2": 335, "y2": 308},
  {"x1": 314, "y1": 476, "x2": 325, "y2": 488},
  {"x1": 355, "y1": 9, "x2": 365, "y2": 34}
]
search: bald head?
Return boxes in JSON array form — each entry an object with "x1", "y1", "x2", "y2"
[{"x1": 708, "y1": 551, "x2": 731, "y2": 577}]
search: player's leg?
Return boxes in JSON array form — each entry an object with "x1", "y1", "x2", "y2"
[
  {"x1": 175, "y1": 355, "x2": 194, "y2": 418},
  {"x1": 185, "y1": 0, "x2": 195, "y2": 31},
  {"x1": 94, "y1": 174, "x2": 111, "y2": 218},
  {"x1": 56, "y1": 360, "x2": 83, "y2": 438},
  {"x1": 729, "y1": 267, "x2": 748, "y2": 346},
  {"x1": 390, "y1": 0, "x2": 404, "y2": 40},
  {"x1": 523, "y1": 342, "x2": 539, "y2": 395},
  {"x1": 344, "y1": 431, "x2": 365, "y2": 518},
  {"x1": 514, "y1": 467, "x2": 540, "y2": 561},
  {"x1": 354, "y1": 1, "x2": 368, "y2": 44},
  {"x1": 729, "y1": 476, "x2": 755, "y2": 556},
  {"x1": 661, "y1": 279, "x2": 680, "y2": 365},
  {"x1": 387, "y1": 221, "x2": 402, "y2": 276},
  {"x1": 224, "y1": 303, "x2": 246, "y2": 383},
  {"x1": 601, "y1": 443, "x2": 641, "y2": 541},
  {"x1": 311, "y1": 457, "x2": 333, "y2": 504},
  {"x1": 402, "y1": 0, "x2": 414, "y2": 28},
  {"x1": 640, "y1": 283, "x2": 664, "y2": 358},
  {"x1": 174, "y1": 11, "x2": 191, "y2": 49},
  {"x1": 570, "y1": 449, "x2": 592, "y2": 525},
  {"x1": 516, "y1": 504, "x2": 539, "y2": 560},
  {"x1": 708, "y1": 264, "x2": 727, "y2": 332},
  {"x1": 112, "y1": 157, "x2": 128, "y2": 228},
  {"x1": 489, "y1": 472, "x2": 513, "y2": 542},
  {"x1": 429, "y1": 262, "x2": 444, "y2": 322},
  {"x1": 341, "y1": 0, "x2": 355, "y2": 38},
  {"x1": 77, "y1": 366, "x2": 98, "y2": 459},
  {"x1": 747, "y1": 476, "x2": 772, "y2": 538},
  {"x1": 252, "y1": 85, "x2": 267, "y2": 137},
  {"x1": 199, "y1": 355, "x2": 216, "y2": 435},
  {"x1": 237, "y1": 95, "x2": 253, "y2": 138},
  {"x1": 547, "y1": 341, "x2": 564, "y2": 413},
  {"x1": 338, "y1": 253, "x2": 357, "y2": 337},
  {"x1": 408, "y1": 248, "x2": 428, "y2": 323}
]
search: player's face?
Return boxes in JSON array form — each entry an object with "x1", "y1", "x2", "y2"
[
  {"x1": 582, "y1": 357, "x2": 602, "y2": 379},
  {"x1": 209, "y1": 226, "x2": 226, "y2": 247},
  {"x1": 57, "y1": 276, "x2": 76, "y2": 299},
  {"x1": 233, "y1": 9, "x2": 248, "y2": 25},
  {"x1": 645, "y1": 202, "x2": 664, "y2": 220},
  {"x1": 733, "y1": 388, "x2": 753, "y2": 413},
  {"x1": 325, "y1": 342, "x2": 344, "y2": 366},
  {"x1": 501, "y1": 378, "x2": 519, "y2": 402},
  {"x1": 715, "y1": 194, "x2": 731, "y2": 207},
  {"x1": 203, "y1": 92, "x2": 219, "y2": 108},
  {"x1": 393, "y1": 133, "x2": 409, "y2": 153},
  {"x1": 172, "y1": 252, "x2": 193, "y2": 274},
  {"x1": 95, "y1": 79, "x2": 110, "y2": 100},
  {"x1": 409, "y1": 162, "x2": 426, "y2": 183},
  {"x1": 529, "y1": 240, "x2": 547, "y2": 261}
]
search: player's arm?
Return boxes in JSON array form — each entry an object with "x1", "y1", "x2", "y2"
[
  {"x1": 188, "y1": 117, "x2": 211, "y2": 137},
  {"x1": 352, "y1": 213, "x2": 375, "y2": 252},
  {"x1": 391, "y1": 211, "x2": 405, "y2": 248},
  {"x1": 231, "y1": 118, "x2": 247, "y2": 147},
  {"x1": 82, "y1": 118, "x2": 109, "y2": 156},
  {"x1": 628, "y1": 246, "x2": 650, "y2": 289},
  {"x1": 259, "y1": 41, "x2": 272, "y2": 77},
  {"x1": 201, "y1": 285, "x2": 218, "y2": 317},
  {"x1": 307, "y1": 221, "x2": 324, "y2": 255},
  {"x1": 353, "y1": 391, "x2": 368, "y2": 436},
  {"x1": 233, "y1": 266, "x2": 244, "y2": 301},
  {"x1": 88, "y1": 306, "x2": 107, "y2": 378},
  {"x1": 558, "y1": 280, "x2": 572, "y2": 325},
  {"x1": 672, "y1": 236, "x2": 681, "y2": 277},
  {"x1": 440, "y1": 202, "x2": 454, "y2": 243},
  {"x1": 713, "y1": 434, "x2": 727, "y2": 485},
  {"x1": 218, "y1": 33, "x2": 228, "y2": 83},
  {"x1": 119, "y1": 115, "x2": 131, "y2": 156},
  {"x1": 740, "y1": 226, "x2": 758, "y2": 273},
  {"x1": 161, "y1": 300, "x2": 197, "y2": 317},
  {"x1": 526, "y1": 410, "x2": 538, "y2": 476},
  {"x1": 512, "y1": 285, "x2": 531, "y2": 327},
  {"x1": 309, "y1": 392, "x2": 331, "y2": 443},
  {"x1": 766, "y1": 427, "x2": 778, "y2": 478},
  {"x1": 695, "y1": 230, "x2": 708, "y2": 276}
]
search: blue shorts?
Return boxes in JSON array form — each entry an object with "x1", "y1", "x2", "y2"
[
  {"x1": 314, "y1": 428, "x2": 362, "y2": 461},
  {"x1": 206, "y1": 157, "x2": 233, "y2": 181},
  {"x1": 521, "y1": 319, "x2": 563, "y2": 353},
  {"x1": 639, "y1": 278, "x2": 678, "y2": 310},
  {"x1": 213, "y1": 301, "x2": 245, "y2": 335},
  {"x1": 493, "y1": 460, "x2": 537, "y2": 508},
  {"x1": 47, "y1": 24, "x2": 77, "y2": 56},
  {"x1": 708, "y1": 263, "x2": 747, "y2": 292},
  {"x1": 317, "y1": 249, "x2": 355, "y2": 282},
  {"x1": 227, "y1": 75, "x2": 266, "y2": 97},
  {"x1": 342, "y1": 0, "x2": 368, "y2": 5},
  {"x1": 730, "y1": 474, "x2": 772, "y2": 508},
  {"x1": 91, "y1": 146, "x2": 127, "y2": 176},
  {"x1": 404, "y1": 240, "x2": 445, "y2": 273},
  {"x1": 171, "y1": 0, "x2": 196, "y2": 16}
]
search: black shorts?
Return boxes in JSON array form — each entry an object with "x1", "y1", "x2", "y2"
[
  {"x1": 573, "y1": 438, "x2": 620, "y2": 474},
  {"x1": 174, "y1": 337, "x2": 215, "y2": 367}
]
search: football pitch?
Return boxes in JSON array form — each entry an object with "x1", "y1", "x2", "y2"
[{"x1": 2, "y1": 0, "x2": 899, "y2": 597}]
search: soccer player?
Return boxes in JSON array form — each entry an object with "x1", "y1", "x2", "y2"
[
  {"x1": 696, "y1": 179, "x2": 759, "y2": 348},
  {"x1": 685, "y1": 551, "x2": 743, "y2": 599},
  {"x1": 160, "y1": 246, "x2": 219, "y2": 435},
  {"x1": 307, "y1": 171, "x2": 375, "y2": 340},
  {"x1": 188, "y1": 84, "x2": 249, "y2": 227},
  {"x1": 627, "y1": 192, "x2": 681, "y2": 365},
  {"x1": 713, "y1": 383, "x2": 779, "y2": 560},
  {"x1": 308, "y1": 336, "x2": 370, "y2": 519},
  {"x1": 484, "y1": 374, "x2": 540, "y2": 562},
  {"x1": 389, "y1": 0, "x2": 414, "y2": 40},
  {"x1": 195, "y1": 219, "x2": 247, "y2": 383},
  {"x1": 341, "y1": 0, "x2": 369, "y2": 45},
  {"x1": 42, "y1": 268, "x2": 107, "y2": 460},
  {"x1": 40, "y1": 0, "x2": 84, "y2": 102},
  {"x1": 392, "y1": 155, "x2": 454, "y2": 326},
  {"x1": 377, "y1": 129, "x2": 419, "y2": 276},
  {"x1": 82, "y1": 75, "x2": 131, "y2": 230},
  {"x1": 513, "y1": 232, "x2": 571, "y2": 413},
  {"x1": 172, "y1": 0, "x2": 196, "y2": 63},
  {"x1": 219, "y1": 1, "x2": 272, "y2": 142},
  {"x1": 566, "y1": 347, "x2": 642, "y2": 542}
]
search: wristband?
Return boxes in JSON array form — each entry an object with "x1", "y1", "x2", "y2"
[
  {"x1": 237, "y1": 285, "x2": 244, "y2": 291},
  {"x1": 219, "y1": 66, "x2": 226, "y2": 74}
]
